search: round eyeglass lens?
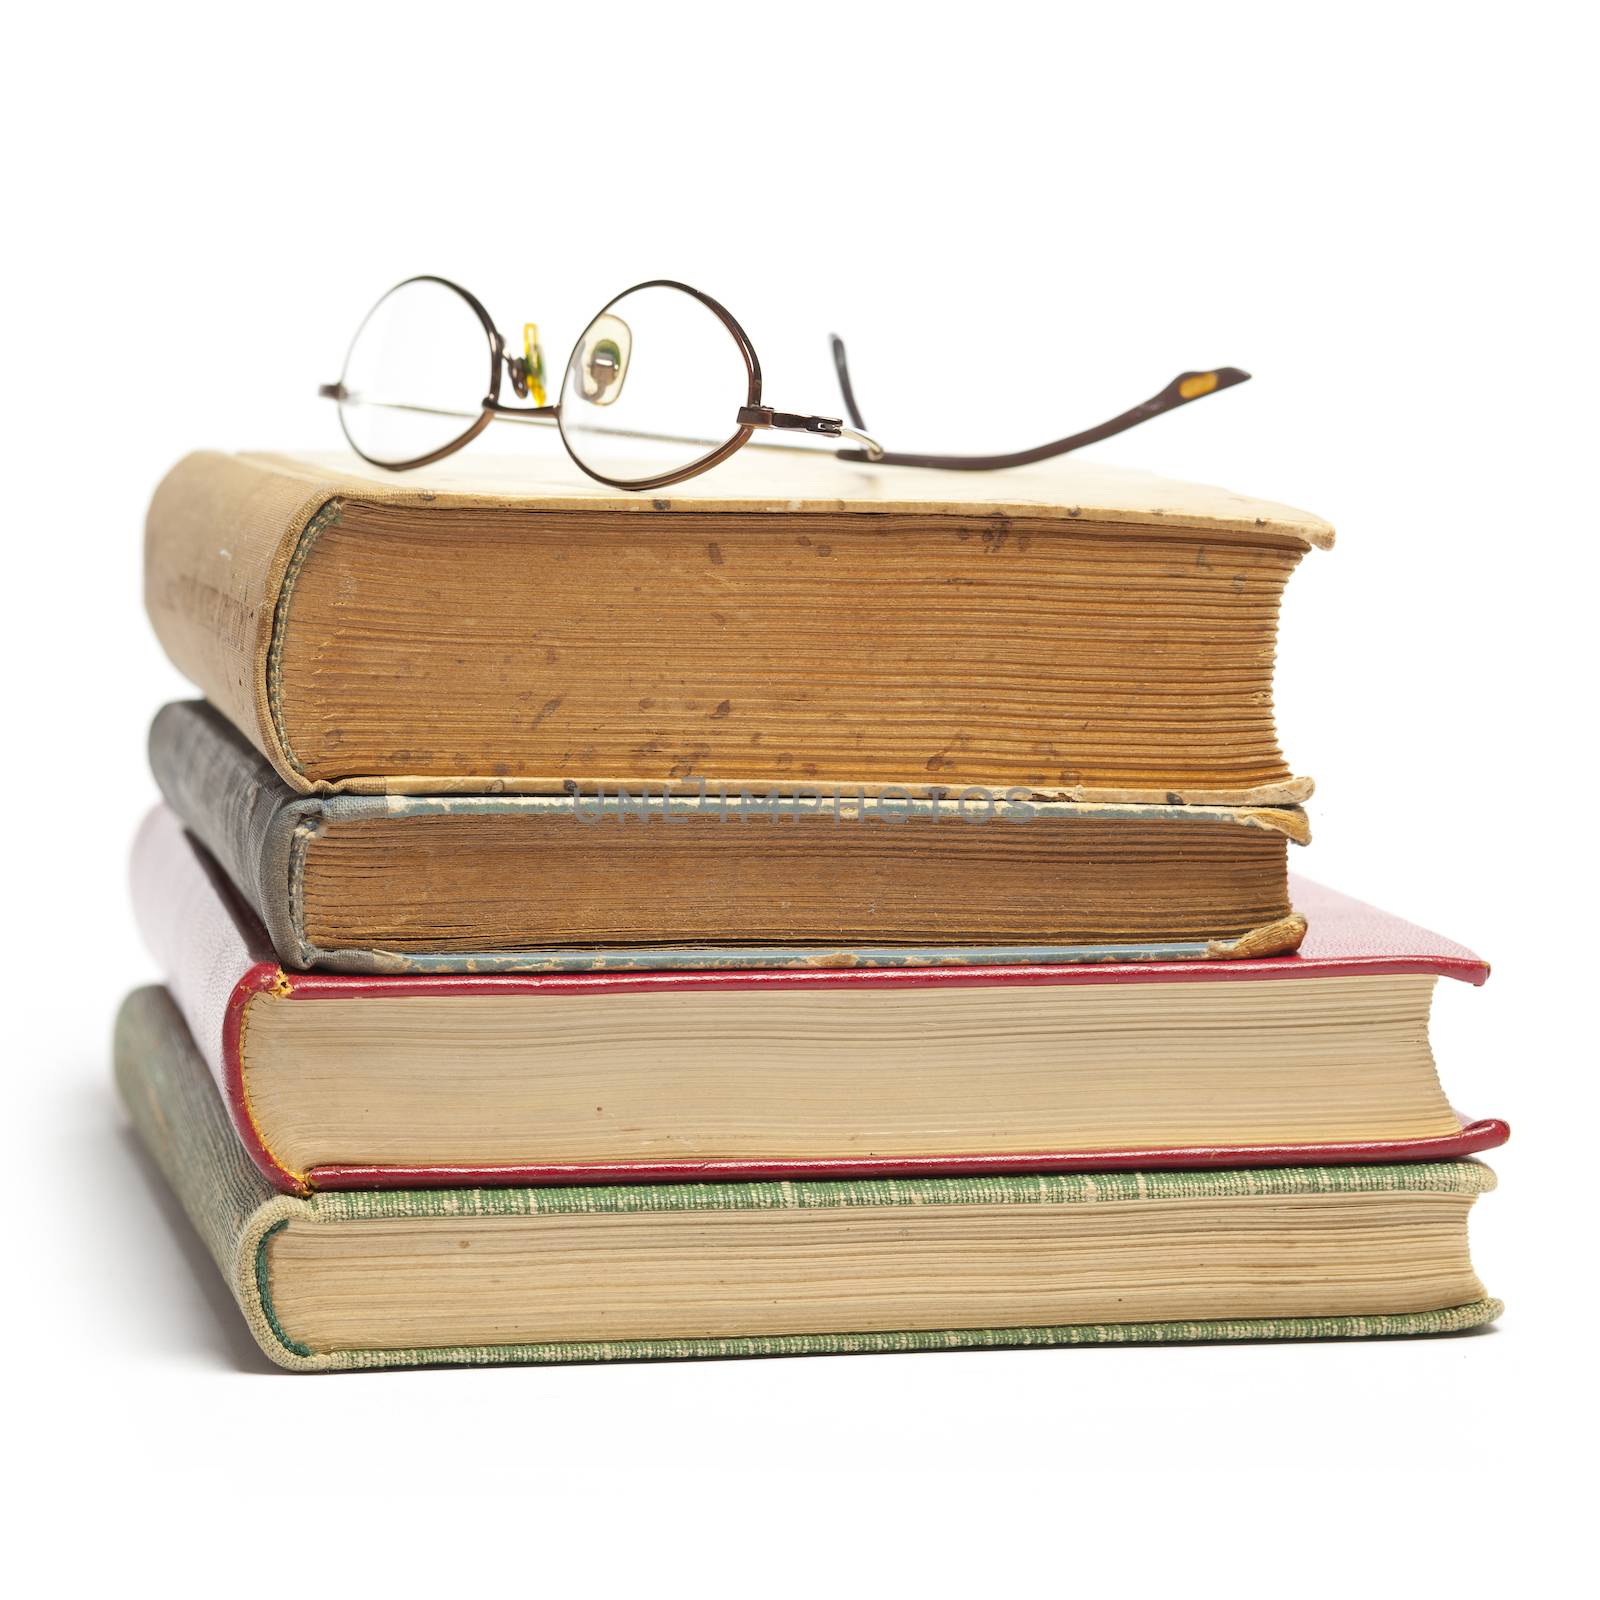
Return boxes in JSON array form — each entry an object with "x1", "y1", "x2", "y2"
[
  {"x1": 337, "y1": 278, "x2": 496, "y2": 467},
  {"x1": 558, "y1": 283, "x2": 752, "y2": 486}
]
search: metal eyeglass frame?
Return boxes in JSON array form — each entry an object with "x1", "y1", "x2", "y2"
[{"x1": 319, "y1": 274, "x2": 1250, "y2": 493}]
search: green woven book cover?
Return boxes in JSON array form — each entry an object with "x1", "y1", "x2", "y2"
[{"x1": 115, "y1": 985, "x2": 1501, "y2": 1373}]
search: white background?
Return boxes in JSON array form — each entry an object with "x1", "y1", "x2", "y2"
[{"x1": 6, "y1": 2, "x2": 1595, "y2": 1590}]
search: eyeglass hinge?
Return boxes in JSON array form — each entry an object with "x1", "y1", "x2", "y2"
[{"x1": 738, "y1": 405, "x2": 844, "y2": 437}]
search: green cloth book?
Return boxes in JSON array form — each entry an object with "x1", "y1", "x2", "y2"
[{"x1": 116, "y1": 985, "x2": 1501, "y2": 1373}]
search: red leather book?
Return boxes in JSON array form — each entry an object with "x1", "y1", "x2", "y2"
[{"x1": 132, "y1": 805, "x2": 1507, "y2": 1197}]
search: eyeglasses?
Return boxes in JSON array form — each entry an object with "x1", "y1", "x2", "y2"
[{"x1": 319, "y1": 275, "x2": 1249, "y2": 492}]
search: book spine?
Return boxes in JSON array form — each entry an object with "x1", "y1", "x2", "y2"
[
  {"x1": 129, "y1": 805, "x2": 310, "y2": 1194},
  {"x1": 148, "y1": 701, "x2": 317, "y2": 966},
  {"x1": 143, "y1": 451, "x2": 330, "y2": 793},
  {"x1": 114, "y1": 987, "x2": 304, "y2": 1366}
]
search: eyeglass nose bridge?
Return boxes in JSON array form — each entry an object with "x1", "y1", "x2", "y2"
[
  {"x1": 497, "y1": 314, "x2": 636, "y2": 412},
  {"x1": 503, "y1": 322, "x2": 549, "y2": 406}
]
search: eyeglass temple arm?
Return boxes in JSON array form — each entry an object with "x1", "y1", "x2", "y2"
[
  {"x1": 735, "y1": 404, "x2": 882, "y2": 460},
  {"x1": 319, "y1": 384, "x2": 557, "y2": 421},
  {"x1": 731, "y1": 338, "x2": 879, "y2": 458},
  {"x1": 830, "y1": 335, "x2": 870, "y2": 432},
  {"x1": 323, "y1": 382, "x2": 878, "y2": 454},
  {"x1": 825, "y1": 338, "x2": 1251, "y2": 471}
]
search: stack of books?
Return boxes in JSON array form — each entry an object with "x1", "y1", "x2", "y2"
[{"x1": 119, "y1": 448, "x2": 1505, "y2": 1370}]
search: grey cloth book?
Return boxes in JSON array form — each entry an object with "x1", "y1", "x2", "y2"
[{"x1": 148, "y1": 700, "x2": 1310, "y2": 975}]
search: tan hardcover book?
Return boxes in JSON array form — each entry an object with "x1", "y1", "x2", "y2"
[{"x1": 144, "y1": 449, "x2": 1332, "y2": 802}]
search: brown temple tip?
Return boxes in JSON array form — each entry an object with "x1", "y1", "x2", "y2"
[{"x1": 1173, "y1": 366, "x2": 1251, "y2": 402}]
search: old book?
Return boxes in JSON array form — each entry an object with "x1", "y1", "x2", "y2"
[
  {"x1": 143, "y1": 449, "x2": 1331, "y2": 805},
  {"x1": 149, "y1": 701, "x2": 1309, "y2": 969},
  {"x1": 115, "y1": 985, "x2": 1500, "y2": 1372},
  {"x1": 132, "y1": 802, "x2": 1505, "y2": 1195}
]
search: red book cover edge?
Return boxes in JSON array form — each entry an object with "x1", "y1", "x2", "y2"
[{"x1": 219, "y1": 956, "x2": 1507, "y2": 1198}]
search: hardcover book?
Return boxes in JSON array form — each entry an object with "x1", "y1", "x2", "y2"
[
  {"x1": 143, "y1": 450, "x2": 1331, "y2": 805},
  {"x1": 150, "y1": 701, "x2": 1309, "y2": 970},
  {"x1": 115, "y1": 985, "x2": 1501, "y2": 1372},
  {"x1": 132, "y1": 803, "x2": 1506, "y2": 1195}
]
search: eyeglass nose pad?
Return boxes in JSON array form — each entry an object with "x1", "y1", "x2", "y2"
[
  {"x1": 520, "y1": 323, "x2": 549, "y2": 406},
  {"x1": 573, "y1": 312, "x2": 632, "y2": 406}
]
